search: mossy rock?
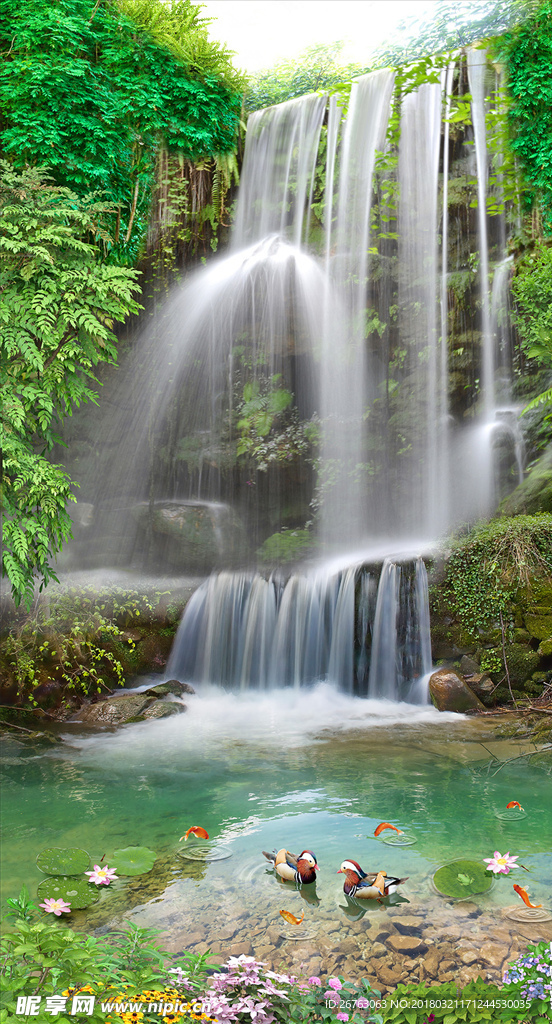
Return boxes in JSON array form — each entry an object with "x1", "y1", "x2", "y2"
[
  {"x1": 539, "y1": 637, "x2": 552, "y2": 656},
  {"x1": 37, "y1": 876, "x2": 99, "y2": 909},
  {"x1": 505, "y1": 644, "x2": 542, "y2": 686},
  {"x1": 524, "y1": 614, "x2": 552, "y2": 640},
  {"x1": 433, "y1": 860, "x2": 493, "y2": 899},
  {"x1": 36, "y1": 848, "x2": 91, "y2": 875},
  {"x1": 501, "y1": 448, "x2": 552, "y2": 515}
]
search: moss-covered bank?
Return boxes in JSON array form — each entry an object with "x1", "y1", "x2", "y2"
[{"x1": 428, "y1": 513, "x2": 552, "y2": 740}]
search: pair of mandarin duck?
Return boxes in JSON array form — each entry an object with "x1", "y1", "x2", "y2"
[{"x1": 262, "y1": 848, "x2": 407, "y2": 899}]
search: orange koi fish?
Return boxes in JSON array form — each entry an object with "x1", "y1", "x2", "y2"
[
  {"x1": 506, "y1": 801, "x2": 524, "y2": 810},
  {"x1": 513, "y1": 884, "x2": 542, "y2": 909},
  {"x1": 279, "y1": 909, "x2": 304, "y2": 925},
  {"x1": 374, "y1": 822, "x2": 403, "y2": 837},
  {"x1": 180, "y1": 826, "x2": 209, "y2": 841}
]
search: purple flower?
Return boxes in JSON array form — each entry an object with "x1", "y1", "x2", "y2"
[
  {"x1": 308, "y1": 976, "x2": 322, "y2": 986},
  {"x1": 336, "y1": 1015, "x2": 349, "y2": 1022},
  {"x1": 328, "y1": 977, "x2": 342, "y2": 991}
]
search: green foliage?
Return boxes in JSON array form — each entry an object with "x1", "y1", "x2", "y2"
[
  {"x1": 444, "y1": 514, "x2": 552, "y2": 637},
  {"x1": 0, "y1": 0, "x2": 242, "y2": 261},
  {"x1": 236, "y1": 376, "x2": 320, "y2": 471},
  {"x1": 380, "y1": 977, "x2": 549, "y2": 1022},
  {"x1": 498, "y1": 0, "x2": 552, "y2": 231},
  {"x1": 0, "y1": 584, "x2": 170, "y2": 700},
  {"x1": 511, "y1": 241, "x2": 552, "y2": 416},
  {"x1": 245, "y1": 41, "x2": 363, "y2": 112},
  {"x1": 0, "y1": 163, "x2": 141, "y2": 607}
]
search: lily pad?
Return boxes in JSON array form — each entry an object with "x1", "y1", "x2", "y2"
[
  {"x1": 36, "y1": 848, "x2": 91, "y2": 876},
  {"x1": 37, "y1": 876, "x2": 99, "y2": 910},
  {"x1": 433, "y1": 859, "x2": 493, "y2": 900},
  {"x1": 109, "y1": 846, "x2": 157, "y2": 876}
]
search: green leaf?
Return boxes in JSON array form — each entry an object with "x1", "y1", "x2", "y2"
[
  {"x1": 109, "y1": 846, "x2": 157, "y2": 876},
  {"x1": 36, "y1": 876, "x2": 99, "y2": 910},
  {"x1": 36, "y1": 848, "x2": 91, "y2": 876}
]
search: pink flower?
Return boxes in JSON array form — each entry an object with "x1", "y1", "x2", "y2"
[
  {"x1": 308, "y1": 976, "x2": 321, "y2": 986},
  {"x1": 483, "y1": 851, "x2": 519, "y2": 874},
  {"x1": 39, "y1": 898, "x2": 71, "y2": 916},
  {"x1": 85, "y1": 865, "x2": 118, "y2": 885},
  {"x1": 336, "y1": 1015, "x2": 349, "y2": 1022},
  {"x1": 328, "y1": 977, "x2": 342, "y2": 990}
]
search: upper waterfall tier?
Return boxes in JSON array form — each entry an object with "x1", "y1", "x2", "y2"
[{"x1": 70, "y1": 61, "x2": 523, "y2": 574}]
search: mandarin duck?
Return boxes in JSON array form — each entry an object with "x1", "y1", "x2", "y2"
[
  {"x1": 338, "y1": 860, "x2": 408, "y2": 899},
  {"x1": 263, "y1": 848, "x2": 319, "y2": 885}
]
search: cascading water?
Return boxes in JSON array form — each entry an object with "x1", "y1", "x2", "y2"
[
  {"x1": 167, "y1": 557, "x2": 432, "y2": 700},
  {"x1": 70, "y1": 56, "x2": 524, "y2": 699}
]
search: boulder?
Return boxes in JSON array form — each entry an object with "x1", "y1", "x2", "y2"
[
  {"x1": 501, "y1": 446, "x2": 552, "y2": 515},
  {"x1": 525, "y1": 614, "x2": 552, "y2": 641},
  {"x1": 130, "y1": 500, "x2": 247, "y2": 571},
  {"x1": 429, "y1": 668, "x2": 485, "y2": 713},
  {"x1": 460, "y1": 655, "x2": 480, "y2": 676},
  {"x1": 136, "y1": 701, "x2": 186, "y2": 720},
  {"x1": 145, "y1": 680, "x2": 195, "y2": 697},
  {"x1": 464, "y1": 672, "x2": 495, "y2": 699},
  {"x1": 71, "y1": 694, "x2": 155, "y2": 725},
  {"x1": 70, "y1": 692, "x2": 186, "y2": 725},
  {"x1": 386, "y1": 934, "x2": 427, "y2": 955}
]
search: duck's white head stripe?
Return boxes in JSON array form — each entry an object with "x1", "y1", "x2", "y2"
[{"x1": 341, "y1": 860, "x2": 360, "y2": 873}]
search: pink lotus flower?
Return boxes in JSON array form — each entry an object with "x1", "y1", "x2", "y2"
[
  {"x1": 39, "y1": 898, "x2": 71, "y2": 916},
  {"x1": 85, "y1": 865, "x2": 118, "y2": 885},
  {"x1": 483, "y1": 851, "x2": 519, "y2": 874}
]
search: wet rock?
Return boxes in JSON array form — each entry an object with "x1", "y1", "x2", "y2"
[
  {"x1": 368, "y1": 942, "x2": 387, "y2": 957},
  {"x1": 392, "y1": 916, "x2": 423, "y2": 936},
  {"x1": 336, "y1": 936, "x2": 358, "y2": 956},
  {"x1": 130, "y1": 500, "x2": 247, "y2": 571},
  {"x1": 459, "y1": 949, "x2": 479, "y2": 965},
  {"x1": 146, "y1": 680, "x2": 196, "y2": 697},
  {"x1": 429, "y1": 668, "x2": 485, "y2": 713},
  {"x1": 460, "y1": 655, "x2": 481, "y2": 676},
  {"x1": 137, "y1": 701, "x2": 186, "y2": 720},
  {"x1": 465, "y1": 672, "x2": 495, "y2": 698},
  {"x1": 375, "y1": 963, "x2": 404, "y2": 988},
  {"x1": 478, "y1": 941, "x2": 509, "y2": 965},
  {"x1": 71, "y1": 693, "x2": 155, "y2": 725},
  {"x1": 386, "y1": 935, "x2": 427, "y2": 955},
  {"x1": 458, "y1": 966, "x2": 485, "y2": 986}
]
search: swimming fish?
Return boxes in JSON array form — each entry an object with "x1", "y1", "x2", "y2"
[
  {"x1": 506, "y1": 801, "x2": 524, "y2": 810},
  {"x1": 279, "y1": 909, "x2": 304, "y2": 925},
  {"x1": 513, "y1": 884, "x2": 542, "y2": 909},
  {"x1": 180, "y1": 826, "x2": 210, "y2": 841},
  {"x1": 374, "y1": 822, "x2": 403, "y2": 837}
]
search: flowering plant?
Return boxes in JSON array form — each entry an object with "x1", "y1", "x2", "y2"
[
  {"x1": 38, "y1": 897, "x2": 72, "y2": 916},
  {"x1": 502, "y1": 941, "x2": 552, "y2": 1008},
  {"x1": 169, "y1": 957, "x2": 382, "y2": 1023},
  {"x1": 86, "y1": 865, "x2": 119, "y2": 885},
  {"x1": 483, "y1": 851, "x2": 519, "y2": 875}
]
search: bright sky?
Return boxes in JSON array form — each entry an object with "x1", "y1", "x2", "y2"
[{"x1": 199, "y1": 0, "x2": 439, "y2": 74}]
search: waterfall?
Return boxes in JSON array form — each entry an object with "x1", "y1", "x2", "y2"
[
  {"x1": 67, "y1": 56, "x2": 526, "y2": 701},
  {"x1": 167, "y1": 558, "x2": 432, "y2": 699}
]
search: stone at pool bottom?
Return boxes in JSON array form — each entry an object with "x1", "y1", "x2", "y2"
[{"x1": 88, "y1": 885, "x2": 552, "y2": 995}]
